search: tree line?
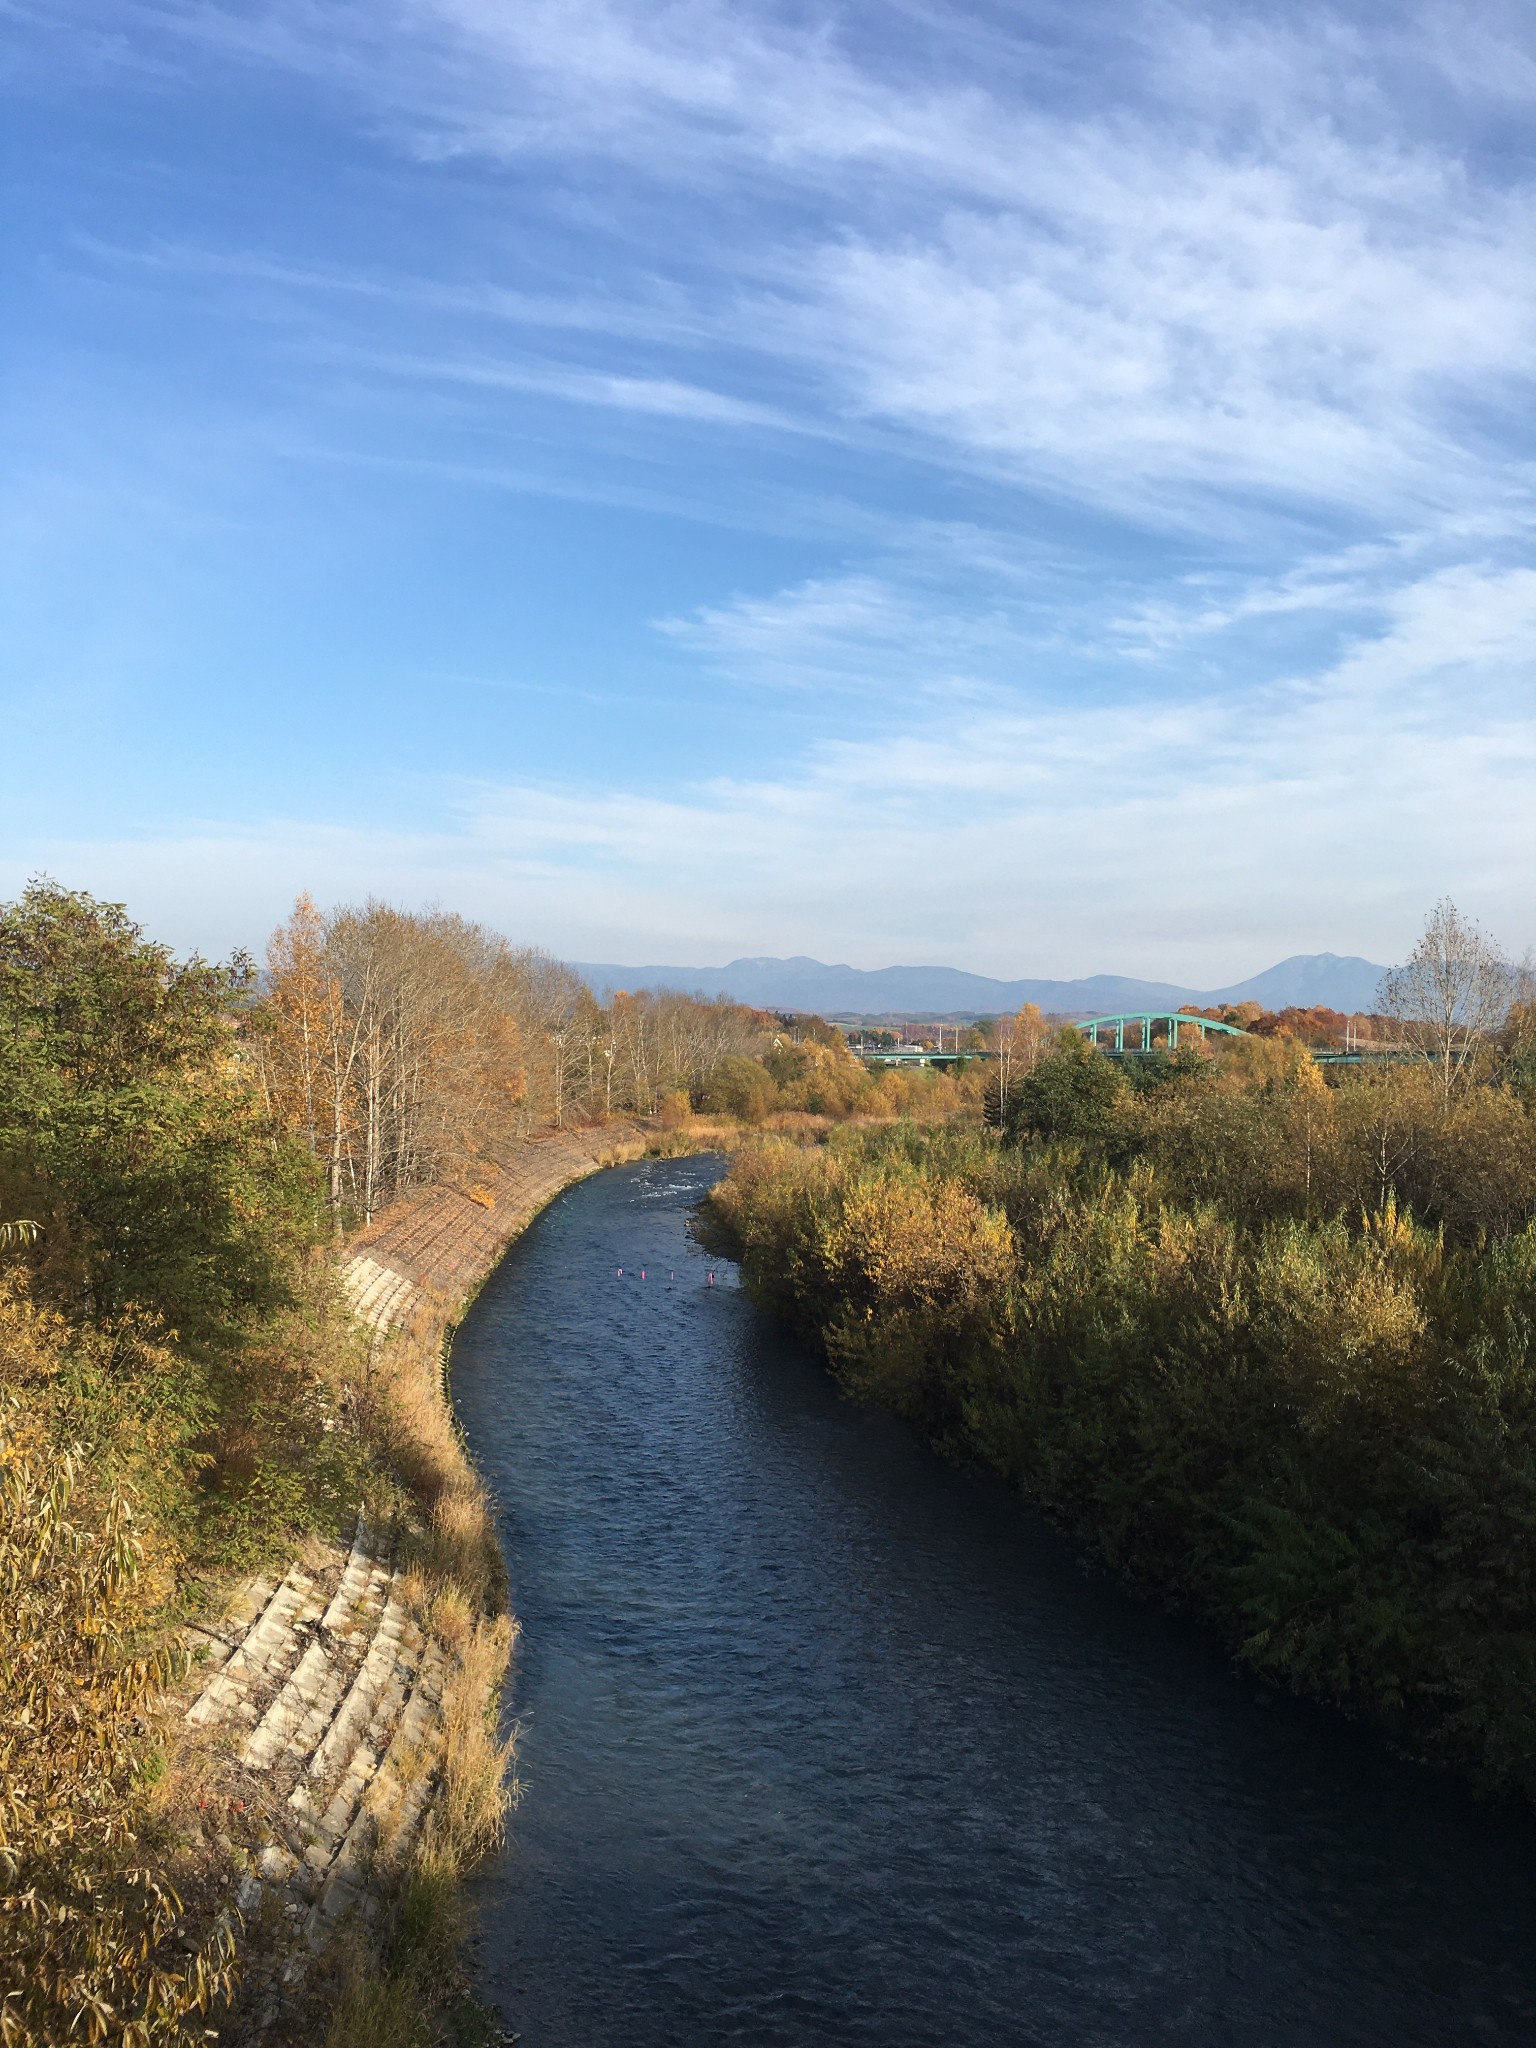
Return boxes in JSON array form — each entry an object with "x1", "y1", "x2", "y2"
[{"x1": 252, "y1": 894, "x2": 777, "y2": 1224}]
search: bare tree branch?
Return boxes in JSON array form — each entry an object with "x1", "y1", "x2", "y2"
[{"x1": 1379, "y1": 898, "x2": 1514, "y2": 1102}]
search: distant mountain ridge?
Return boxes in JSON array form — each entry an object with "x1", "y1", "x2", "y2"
[{"x1": 571, "y1": 952, "x2": 1391, "y2": 1018}]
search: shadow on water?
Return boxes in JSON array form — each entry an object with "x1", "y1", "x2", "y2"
[{"x1": 450, "y1": 1156, "x2": 1536, "y2": 2048}]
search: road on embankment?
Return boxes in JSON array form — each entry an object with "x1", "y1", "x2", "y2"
[{"x1": 451, "y1": 1155, "x2": 1536, "y2": 2048}]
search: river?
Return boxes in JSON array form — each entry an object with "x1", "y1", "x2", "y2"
[{"x1": 451, "y1": 1156, "x2": 1536, "y2": 2047}]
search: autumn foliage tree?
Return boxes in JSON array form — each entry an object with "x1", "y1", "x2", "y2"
[
  {"x1": 983, "y1": 1003, "x2": 1050, "y2": 1123},
  {"x1": 252, "y1": 898, "x2": 532, "y2": 1224},
  {"x1": 252, "y1": 900, "x2": 793, "y2": 1217},
  {"x1": 0, "y1": 880, "x2": 316, "y2": 1334}
]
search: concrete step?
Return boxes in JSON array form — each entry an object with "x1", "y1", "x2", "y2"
[
  {"x1": 182, "y1": 1575, "x2": 275, "y2": 1675},
  {"x1": 240, "y1": 1637, "x2": 345, "y2": 1772},
  {"x1": 302, "y1": 1586, "x2": 415, "y2": 1788},
  {"x1": 318, "y1": 1520, "x2": 381, "y2": 1634},
  {"x1": 341, "y1": 1254, "x2": 419, "y2": 1332},
  {"x1": 290, "y1": 1611, "x2": 424, "y2": 1880},
  {"x1": 312, "y1": 1644, "x2": 448, "y2": 1923},
  {"x1": 186, "y1": 1568, "x2": 322, "y2": 1728},
  {"x1": 240, "y1": 1525, "x2": 404, "y2": 1775}
]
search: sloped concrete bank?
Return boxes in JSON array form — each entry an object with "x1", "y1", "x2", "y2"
[
  {"x1": 178, "y1": 1124, "x2": 647, "y2": 2038},
  {"x1": 346, "y1": 1123, "x2": 647, "y2": 1336}
]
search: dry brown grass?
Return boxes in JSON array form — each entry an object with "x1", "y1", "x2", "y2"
[
  {"x1": 763, "y1": 1109, "x2": 834, "y2": 1140},
  {"x1": 368, "y1": 1300, "x2": 519, "y2": 1878},
  {"x1": 642, "y1": 1115, "x2": 748, "y2": 1158},
  {"x1": 306, "y1": 1226, "x2": 526, "y2": 2044},
  {"x1": 362, "y1": 1305, "x2": 504, "y2": 1614},
  {"x1": 319, "y1": 1617, "x2": 516, "y2": 2048},
  {"x1": 310, "y1": 1269, "x2": 528, "y2": 2048},
  {"x1": 424, "y1": 1615, "x2": 519, "y2": 1877},
  {"x1": 425, "y1": 1581, "x2": 474, "y2": 1655}
]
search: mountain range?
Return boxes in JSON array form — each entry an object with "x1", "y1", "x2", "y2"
[{"x1": 572, "y1": 952, "x2": 1391, "y2": 1018}]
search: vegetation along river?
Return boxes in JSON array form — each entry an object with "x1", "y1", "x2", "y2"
[{"x1": 450, "y1": 1156, "x2": 1536, "y2": 2047}]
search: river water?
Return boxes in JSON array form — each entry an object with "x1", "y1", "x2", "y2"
[{"x1": 452, "y1": 1157, "x2": 1536, "y2": 2047}]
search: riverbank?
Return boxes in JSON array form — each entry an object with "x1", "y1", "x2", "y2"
[
  {"x1": 169, "y1": 1122, "x2": 649, "y2": 2045},
  {"x1": 703, "y1": 1110, "x2": 1536, "y2": 1805},
  {"x1": 330, "y1": 1121, "x2": 654, "y2": 2044}
]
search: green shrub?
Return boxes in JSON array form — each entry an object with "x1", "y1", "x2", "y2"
[
  {"x1": 696, "y1": 1053, "x2": 778, "y2": 1124},
  {"x1": 1004, "y1": 1035, "x2": 1129, "y2": 1145}
]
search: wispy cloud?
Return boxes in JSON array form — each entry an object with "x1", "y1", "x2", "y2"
[
  {"x1": 341, "y1": 348, "x2": 801, "y2": 429},
  {"x1": 13, "y1": 557, "x2": 1533, "y2": 976},
  {"x1": 142, "y1": 0, "x2": 1536, "y2": 530},
  {"x1": 59, "y1": 2, "x2": 1536, "y2": 537},
  {"x1": 656, "y1": 573, "x2": 1031, "y2": 698}
]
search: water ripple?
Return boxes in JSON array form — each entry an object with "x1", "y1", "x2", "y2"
[{"x1": 453, "y1": 1158, "x2": 1536, "y2": 2048}]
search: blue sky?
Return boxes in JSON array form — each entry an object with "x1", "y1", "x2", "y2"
[{"x1": 4, "y1": 0, "x2": 1534, "y2": 981}]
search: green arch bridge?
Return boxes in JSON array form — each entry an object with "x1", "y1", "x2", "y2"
[
  {"x1": 1075, "y1": 1014, "x2": 1401, "y2": 1066},
  {"x1": 1076, "y1": 1011, "x2": 1247, "y2": 1053}
]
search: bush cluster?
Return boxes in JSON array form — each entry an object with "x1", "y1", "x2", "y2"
[
  {"x1": 705, "y1": 1041, "x2": 1536, "y2": 1797},
  {"x1": 695, "y1": 1034, "x2": 989, "y2": 1125}
]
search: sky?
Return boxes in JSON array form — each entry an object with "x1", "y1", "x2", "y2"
[{"x1": 3, "y1": 0, "x2": 1535, "y2": 982}]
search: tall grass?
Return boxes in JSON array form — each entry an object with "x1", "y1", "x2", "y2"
[{"x1": 306, "y1": 1278, "x2": 528, "y2": 2048}]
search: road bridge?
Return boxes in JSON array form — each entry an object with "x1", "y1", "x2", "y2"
[
  {"x1": 857, "y1": 1048, "x2": 995, "y2": 1068},
  {"x1": 1077, "y1": 1012, "x2": 1248, "y2": 1053},
  {"x1": 1076, "y1": 1014, "x2": 1412, "y2": 1065},
  {"x1": 1308, "y1": 1047, "x2": 1411, "y2": 1066}
]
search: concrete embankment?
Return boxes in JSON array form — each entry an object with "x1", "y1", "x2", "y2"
[
  {"x1": 176, "y1": 1123, "x2": 646, "y2": 2036},
  {"x1": 345, "y1": 1123, "x2": 647, "y2": 1337}
]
